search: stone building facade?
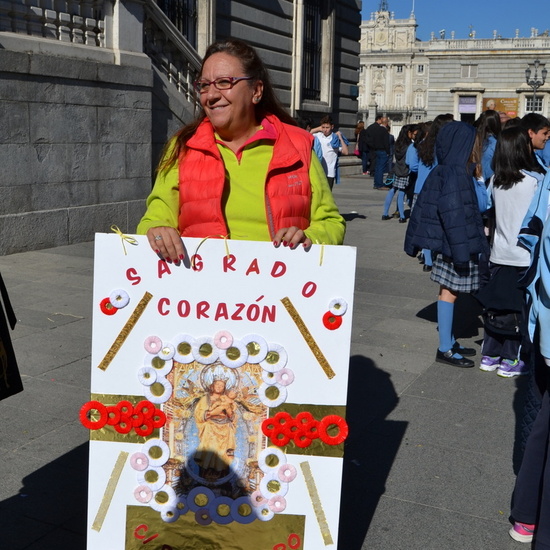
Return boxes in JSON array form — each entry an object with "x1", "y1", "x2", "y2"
[
  {"x1": 359, "y1": 4, "x2": 550, "y2": 135},
  {"x1": 0, "y1": 0, "x2": 361, "y2": 255}
]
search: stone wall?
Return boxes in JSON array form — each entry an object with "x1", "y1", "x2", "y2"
[{"x1": 0, "y1": 42, "x2": 153, "y2": 255}]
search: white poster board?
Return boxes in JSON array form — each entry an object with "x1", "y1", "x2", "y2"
[{"x1": 84, "y1": 233, "x2": 356, "y2": 550}]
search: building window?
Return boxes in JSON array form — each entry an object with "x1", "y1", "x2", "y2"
[
  {"x1": 414, "y1": 92, "x2": 424, "y2": 108},
  {"x1": 415, "y1": 114, "x2": 423, "y2": 121},
  {"x1": 461, "y1": 64, "x2": 478, "y2": 78},
  {"x1": 526, "y1": 96, "x2": 543, "y2": 113},
  {"x1": 416, "y1": 64, "x2": 424, "y2": 74},
  {"x1": 396, "y1": 65, "x2": 403, "y2": 73},
  {"x1": 395, "y1": 93, "x2": 403, "y2": 107},
  {"x1": 156, "y1": 0, "x2": 197, "y2": 48},
  {"x1": 302, "y1": 0, "x2": 322, "y2": 101}
]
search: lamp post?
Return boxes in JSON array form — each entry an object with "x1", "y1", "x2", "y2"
[{"x1": 525, "y1": 59, "x2": 547, "y2": 112}]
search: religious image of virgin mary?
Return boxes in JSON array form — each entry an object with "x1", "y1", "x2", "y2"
[{"x1": 193, "y1": 375, "x2": 237, "y2": 476}]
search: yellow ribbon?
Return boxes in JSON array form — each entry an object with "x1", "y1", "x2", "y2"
[
  {"x1": 191, "y1": 234, "x2": 231, "y2": 269},
  {"x1": 110, "y1": 225, "x2": 138, "y2": 256}
]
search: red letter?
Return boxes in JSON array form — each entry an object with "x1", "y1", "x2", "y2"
[
  {"x1": 158, "y1": 260, "x2": 172, "y2": 279},
  {"x1": 177, "y1": 300, "x2": 190, "y2": 317},
  {"x1": 158, "y1": 298, "x2": 170, "y2": 316},
  {"x1": 191, "y1": 254, "x2": 203, "y2": 271},
  {"x1": 223, "y1": 254, "x2": 237, "y2": 272},
  {"x1": 231, "y1": 303, "x2": 245, "y2": 320},
  {"x1": 214, "y1": 303, "x2": 229, "y2": 321},
  {"x1": 134, "y1": 525, "x2": 148, "y2": 540},
  {"x1": 126, "y1": 267, "x2": 141, "y2": 286},
  {"x1": 197, "y1": 301, "x2": 210, "y2": 318},
  {"x1": 271, "y1": 261, "x2": 287, "y2": 278},
  {"x1": 302, "y1": 281, "x2": 317, "y2": 297},
  {"x1": 246, "y1": 258, "x2": 260, "y2": 276}
]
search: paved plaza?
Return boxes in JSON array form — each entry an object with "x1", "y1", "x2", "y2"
[{"x1": 0, "y1": 173, "x2": 528, "y2": 549}]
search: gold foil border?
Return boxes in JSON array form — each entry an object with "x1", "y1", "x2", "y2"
[
  {"x1": 97, "y1": 291, "x2": 153, "y2": 371},
  {"x1": 300, "y1": 460, "x2": 333, "y2": 545},
  {"x1": 281, "y1": 296, "x2": 336, "y2": 379},
  {"x1": 92, "y1": 450, "x2": 129, "y2": 532}
]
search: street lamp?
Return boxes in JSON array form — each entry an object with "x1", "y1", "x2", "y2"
[{"x1": 525, "y1": 59, "x2": 547, "y2": 112}]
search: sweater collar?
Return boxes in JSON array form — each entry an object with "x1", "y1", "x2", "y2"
[{"x1": 214, "y1": 117, "x2": 278, "y2": 161}]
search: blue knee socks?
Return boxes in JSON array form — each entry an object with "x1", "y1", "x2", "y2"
[{"x1": 437, "y1": 300, "x2": 455, "y2": 353}]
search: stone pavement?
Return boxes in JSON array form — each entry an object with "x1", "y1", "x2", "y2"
[{"x1": 0, "y1": 173, "x2": 528, "y2": 549}]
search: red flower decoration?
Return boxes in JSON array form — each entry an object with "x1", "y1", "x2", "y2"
[
  {"x1": 79, "y1": 401, "x2": 108, "y2": 430},
  {"x1": 79, "y1": 400, "x2": 166, "y2": 436},
  {"x1": 318, "y1": 414, "x2": 348, "y2": 446},
  {"x1": 322, "y1": 311, "x2": 342, "y2": 330},
  {"x1": 99, "y1": 297, "x2": 117, "y2": 315}
]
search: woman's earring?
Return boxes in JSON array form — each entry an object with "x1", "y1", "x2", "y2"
[{"x1": 253, "y1": 97, "x2": 261, "y2": 103}]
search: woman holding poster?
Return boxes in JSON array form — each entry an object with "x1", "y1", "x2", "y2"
[{"x1": 137, "y1": 38, "x2": 345, "y2": 261}]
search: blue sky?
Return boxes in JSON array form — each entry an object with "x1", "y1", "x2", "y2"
[{"x1": 361, "y1": 1, "x2": 550, "y2": 40}]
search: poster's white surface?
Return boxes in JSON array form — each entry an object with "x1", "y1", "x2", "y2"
[{"x1": 87, "y1": 233, "x2": 356, "y2": 550}]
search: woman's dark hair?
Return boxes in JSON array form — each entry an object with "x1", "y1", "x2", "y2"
[
  {"x1": 504, "y1": 117, "x2": 522, "y2": 130},
  {"x1": 417, "y1": 113, "x2": 454, "y2": 166},
  {"x1": 474, "y1": 109, "x2": 502, "y2": 144},
  {"x1": 395, "y1": 124, "x2": 413, "y2": 149},
  {"x1": 159, "y1": 38, "x2": 295, "y2": 171},
  {"x1": 413, "y1": 121, "x2": 431, "y2": 150},
  {"x1": 493, "y1": 126, "x2": 545, "y2": 189},
  {"x1": 393, "y1": 125, "x2": 414, "y2": 160}
]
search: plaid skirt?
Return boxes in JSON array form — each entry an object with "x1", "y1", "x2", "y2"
[
  {"x1": 430, "y1": 254, "x2": 480, "y2": 292},
  {"x1": 393, "y1": 175, "x2": 409, "y2": 190}
]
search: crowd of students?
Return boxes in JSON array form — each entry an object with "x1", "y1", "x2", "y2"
[{"x1": 400, "y1": 108, "x2": 550, "y2": 547}]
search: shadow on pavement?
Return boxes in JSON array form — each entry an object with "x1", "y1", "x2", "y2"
[
  {"x1": 338, "y1": 355, "x2": 407, "y2": 550},
  {"x1": 342, "y1": 212, "x2": 367, "y2": 222},
  {"x1": 415, "y1": 293, "x2": 484, "y2": 342},
  {"x1": 1, "y1": 443, "x2": 88, "y2": 550}
]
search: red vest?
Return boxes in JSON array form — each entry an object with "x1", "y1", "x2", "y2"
[{"x1": 178, "y1": 115, "x2": 313, "y2": 240}]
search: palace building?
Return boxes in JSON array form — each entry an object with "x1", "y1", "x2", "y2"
[{"x1": 359, "y1": 1, "x2": 549, "y2": 133}]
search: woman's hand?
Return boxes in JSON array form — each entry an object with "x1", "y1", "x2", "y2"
[
  {"x1": 273, "y1": 227, "x2": 312, "y2": 249},
  {"x1": 146, "y1": 227, "x2": 185, "y2": 263}
]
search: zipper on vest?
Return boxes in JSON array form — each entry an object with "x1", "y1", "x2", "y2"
[{"x1": 265, "y1": 192, "x2": 275, "y2": 240}]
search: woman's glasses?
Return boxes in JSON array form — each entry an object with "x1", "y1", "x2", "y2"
[{"x1": 193, "y1": 76, "x2": 252, "y2": 94}]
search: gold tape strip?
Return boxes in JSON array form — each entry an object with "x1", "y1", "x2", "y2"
[
  {"x1": 97, "y1": 291, "x2": 153, "y2": 371},
  {"x1": 300, "y1": 461, "x2": 333, "y2": 545},
  {"x1": 280, "y1": 296, "x2": 336, "y2": 379},
  {"x1": 92, "y1": 451, "x2": 129, "y2": 532}
]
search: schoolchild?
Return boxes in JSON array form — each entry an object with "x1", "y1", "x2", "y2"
[
  {"x1": 508, "y1": 167, "x2": 550, "y2": 546},
  {"x1": 474, "y1": 109, "x2": 502, "y2": 182},
  {"x1": 381, "y1": 125, "x2": 415, "y2": 223},
  {"x1": 311, "y1": 115, "x2": 349, "y2": 190},
  {"x1": 404, "y1": 122, "x2": 489, "y2": 367},
  {"x1": 407, "y1": 114, "x2": 454, "y2": 272},
  {"x1": 521, "y1": 113, "x2": 550, "y2": 169},
  {"x1": 476, "y1": 126, "x2": 545, "y2": 376}
]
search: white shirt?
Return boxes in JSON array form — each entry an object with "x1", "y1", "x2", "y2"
[
  {"x1": 489, "y1": 171, "x2": 540, "y2": 266},
  {"x1": 314, "y1": 132, "x2": 339, "y2": 177}
]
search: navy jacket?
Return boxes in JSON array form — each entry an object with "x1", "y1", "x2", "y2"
[{"x1": 404, "y1": 122, "x2": 489, "y2": 266}]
